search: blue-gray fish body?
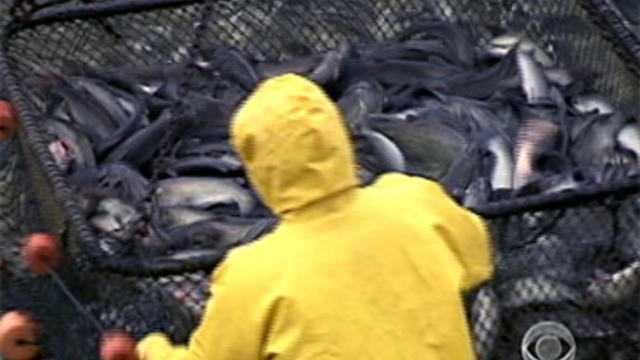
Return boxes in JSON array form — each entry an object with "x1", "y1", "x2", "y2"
[
  {"x1": 571, "y1": 112, "x2": 631, "y2": 183},
  {"x1": 68, "y1": 162, "x2": 150, "y2": 204},
  {"x1": 89, "y1": 197, "x2": 143, "y2": 240},
  {"x1": 167, "y1": 216, "x2": 277, "y2": 251},
  {"x1": 571, "y1": 94, "x2": 615, "y2": 115},
  {"x1": 487, "y1": 33, "x2": 554, "y2": 67},
  {"x1": 360, "y1": 129, "x2": 406, "y2": 173},
  {"x1": 463, "y1": 177, "x2": 492, "y2": 208},
  {"x1": 617, "y1": 122, "x2": 640, "y2": 160},
  {"x1": 486, "y1": 136, "x2": 513, "y2": 190},
  {"x1": 165, "y1": 155, "x2": 243, "y2": 176},
  {"x1": 337, "y1": 80, "x2": 384, "y2": 130},
  {"x1": 44, "y1": 118, "x2": 97, "y2": 171},
  {"x1": 308, "y1": 43, "x2": 351, "y2": 85},
  {"x1": 155, "y1": 177, "x2": 255, "y2": 215},
  {"x1": 516, "y1": 50, "x2": 550, "y2": 104},
  {"x1": 71, "y1": 76, "x2": 130, "y2": 127}
]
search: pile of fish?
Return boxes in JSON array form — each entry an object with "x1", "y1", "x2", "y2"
[
  {"x1": 24, "y1": 22, "x2": 640, "y2": 260},
  {"x1": 17, "y1": 21, "x2": 640, "y2": 360}
]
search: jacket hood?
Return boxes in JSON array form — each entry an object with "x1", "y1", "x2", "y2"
[{"x1": 231, "y1": 74, "x2": 358, "y2": 215}]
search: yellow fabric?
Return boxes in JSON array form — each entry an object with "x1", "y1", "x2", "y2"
[{"x1": 137, "y1": 74, "x2": 493, "y2": 360}]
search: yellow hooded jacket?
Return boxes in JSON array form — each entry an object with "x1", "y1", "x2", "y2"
[{"x1": 137, "y1": 74, "x2": 493, "y2": 360}]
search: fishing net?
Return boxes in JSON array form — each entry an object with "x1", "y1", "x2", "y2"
[
  {"x1": 469, "y1": 180, "x2": 640, "y2": 360},
  {"x1": 0, "y1": 0, "x2": 639, "y2": 359},
  {"x1": 0, "y1": 139, "x2": 208, "y2": 359}
]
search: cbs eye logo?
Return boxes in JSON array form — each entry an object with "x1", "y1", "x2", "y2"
[{"x1": 521, "y1": 321, "x2": 576, "y2": 360}]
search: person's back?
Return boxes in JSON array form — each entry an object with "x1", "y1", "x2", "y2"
[{"x1": 134, "y1": 74, "x2": 493, "y2": 360}]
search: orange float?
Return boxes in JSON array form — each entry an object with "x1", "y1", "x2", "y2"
[
  {"x1": 100, "y1": 331, "x2": 139, "y2": 360},
  {"x1": 0, "y1": 101, "x2": 18, "y2": 141},
  {"x1": 22, "y1": 233, "x2": 62, "y2": 275},
  {"x1": 0, "y1": 311, "x2": 39, "y2": 360}
]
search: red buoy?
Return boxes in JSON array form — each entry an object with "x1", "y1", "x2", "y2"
[
  {"x1": 22, "y1": 233, "x2": 62, "y2": 275},
  {"x1": 100, "y1": 331, "x2": 139, "y2": 360},
  {"x1": 0, "y1": 311, "x2": 39, "y2": 360},
  {"x1": 0, "y1": 101, "x2": 18, "y2": 141}
]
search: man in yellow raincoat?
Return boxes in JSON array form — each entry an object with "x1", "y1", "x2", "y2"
[{"x1": 129, "y1": 73, "x2": 494, "y2": 360}]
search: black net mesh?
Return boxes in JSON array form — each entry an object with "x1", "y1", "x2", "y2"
[
  {"x1": 3, "y1": 0, "x2": 639, "y2": 114},
  {"x1": 1, "y1": 0, "x2": 639, "y2": 359},
  {"x1": 0, "y1": 140, "x2": 207, "y2": 358},
  {"x1": 473, "y1": 188, "x2": 640, "y2": 359}
]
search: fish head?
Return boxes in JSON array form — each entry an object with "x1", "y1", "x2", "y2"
[
  {"x1": 348, "y1": 80, "x2": 384, "y2": 110},
  {"x1": 48, "y1": 140, "x2": 74, "y2": 172},
  {"x1": 92, "y1": 198, "x2": 143, "y2": 240},
  {"x1": 231, "y1": 74, "x2": 358, "y2": 216}
]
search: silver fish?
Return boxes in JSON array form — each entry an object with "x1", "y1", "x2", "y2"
[
  {"x1": 308, "y1": 43, "x2": 350, "y2": 85},
  {"x1": 486, "y1": 136, "x2": 513, "y2": 190},
  {"x1": 67, "y1": 162, "x2": 150, "y2": 204},
  {"x1": 487, "y1": 33, "x2": 554, "y2": 67},
  {"x1": 154, "y1": 248, "x2": 224, "y2": 262},
  {"x1": 361, "y1": 129, "x2": 406, "y2": 173},
  {"x1": 571, "y1": 112, "x2": 631, "y2": 183},
  {"x1": 44, "y1": 118, "x2": 97, "y2": 171},
  {"x1": 37, "y1": 69, "x2": 117, "y2": 143},
  {"x1": 616, "y1": 122, "x2": 640, "y2": 160},
  {"x1": 541, "y1": 174, "x2": 580, "y2": 195},
  {"x1": 155, "y1": 177, "x2": 255, "y2": 215},
  {"x1": 165, "y1": 154, "x2": 243, "y2": 176},
  {"x1": 544, "y1": 68, "x2": 575, "y2": 87},
  {"x1": 366, "y1": 109, "x2": 468, "y2": 179},
  {"x1": 463, "y1": 177, "x2": 492, "y2": 208},
  {"x1": 571, "y1": 94, "x2": 615, "y2": 115},
  {"x1": 158, "y1": 206, "x2": 216, "y2": 228},
  {"x1": 168, "y1": 216, "x2": 276, "y2": 250},
  {"x1": 71, "y1": 76, "x2": 130, "y2": 126},
  {"x1": 337, "y1": 80, "x2": 384, "y2": 130},
  {"x1": 516, "y1": 50, "x2": 550, "y2": 104},
  {"x1": 89, "y1": 198, "x2": 142, "y2": 240}
]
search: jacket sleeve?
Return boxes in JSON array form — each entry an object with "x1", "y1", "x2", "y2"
[
  {"x1": 425, "y1": 179, "x2": 494, "y2": 292},
  {"x1": 136, "y1": 250, "x2": 270, "y2": 360}
]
